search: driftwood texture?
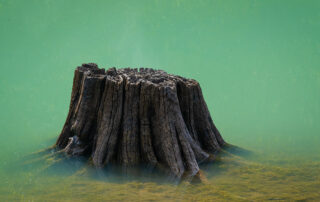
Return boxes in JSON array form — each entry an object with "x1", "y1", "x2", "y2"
[{"x1": 56, "y1": 63, "x2": 226, "y2": 179}]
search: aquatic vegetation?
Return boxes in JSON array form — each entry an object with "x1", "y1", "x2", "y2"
[{"x1": 1, "y1": 148, "x2": 319, "y2": 201}]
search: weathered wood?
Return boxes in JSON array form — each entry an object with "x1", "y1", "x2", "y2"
[{"x1": 56, "y1": 63, "x2": 226, "y2": 179}]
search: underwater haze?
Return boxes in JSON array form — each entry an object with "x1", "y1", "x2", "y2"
[{"x1": 0, "y1": 0, "x2": 320, "y2": 201}]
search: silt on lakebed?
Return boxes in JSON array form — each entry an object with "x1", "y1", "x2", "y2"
[{"x1": 54, "y1": 63, "x2": 237, "y2": 182}]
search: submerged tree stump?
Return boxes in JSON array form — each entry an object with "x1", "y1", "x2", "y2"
[{"x1": 56, "y1": 63, "x2": 226, "y2": 179}]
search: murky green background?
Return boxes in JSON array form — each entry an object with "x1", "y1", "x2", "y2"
[{"x1": 1, "y1": 0, "x2": 320, "y2": 201}]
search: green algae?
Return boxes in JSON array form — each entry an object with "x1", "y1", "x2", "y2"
[{"x1": 1, "y1": 150, "x2": 319, "y2": 201}]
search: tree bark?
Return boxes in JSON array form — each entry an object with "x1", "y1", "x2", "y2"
[{"x1": 56, "y1": 63, "x2": 226, "y2": 179}]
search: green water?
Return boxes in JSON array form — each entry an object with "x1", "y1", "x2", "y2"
[{"x1": 1, "y1": 0, "x2": 320, "y2": 201}]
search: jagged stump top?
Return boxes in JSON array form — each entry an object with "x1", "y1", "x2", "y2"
[
  {"x1": 79, "y1": 63, "x2": 198, "y2": 87},
  {"x1": 56, "y1": 63, "x2": 226, "y2": 180}
]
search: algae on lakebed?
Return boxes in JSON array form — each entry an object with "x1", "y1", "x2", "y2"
[{"x1": 1, "y1": 150, "x2": 319, "y2": 202}]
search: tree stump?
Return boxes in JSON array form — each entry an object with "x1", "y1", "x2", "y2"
[{"x1": 55, "y1": 63, "x2": 226, "y2": 179}]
